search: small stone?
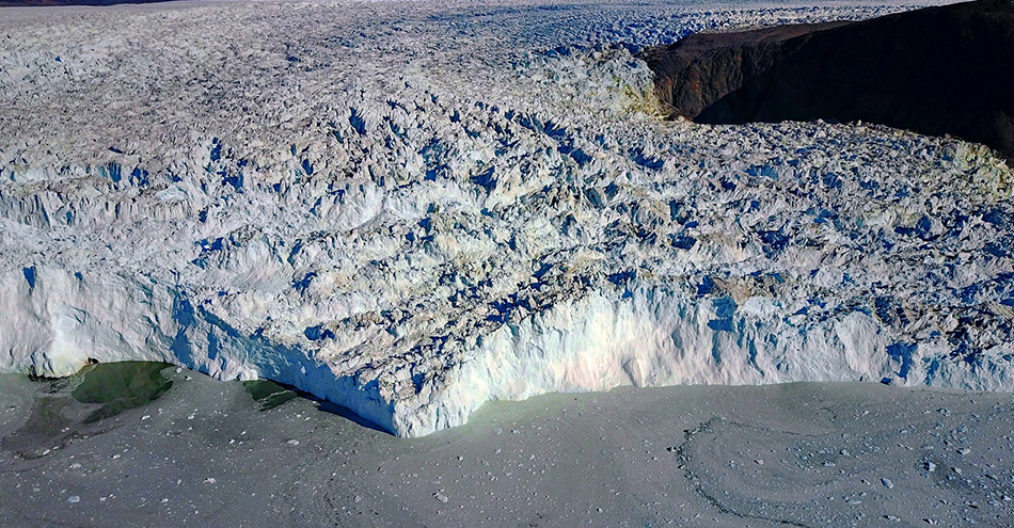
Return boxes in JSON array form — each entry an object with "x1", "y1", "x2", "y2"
[
  {"x1": 286, "y1": 439, "x2": 300, "y2": 446},
  {"x1": 434, "y1": 492, "x2": 448, "y2": 503},
  {"x1": 204, "y1": 478, "x2": 217, "y2": 484},
  {"x1": 67, "y1": 496, "x2": 80, "y2": 504},
  {"x1": 881, "y1": 478, "x2": 894, "y2": 489},
  {"x1": 957, "y1": 447, "x2": 970, "y2": 455}
]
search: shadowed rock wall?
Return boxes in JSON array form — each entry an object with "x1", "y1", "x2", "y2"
[{"x1": 642, "y1": 0, "x2": 1014, "y2": 160}]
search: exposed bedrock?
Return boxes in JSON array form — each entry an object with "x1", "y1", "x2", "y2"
[{"x1": 642, "y1": 0, "x2": 1014, "y2": 160}]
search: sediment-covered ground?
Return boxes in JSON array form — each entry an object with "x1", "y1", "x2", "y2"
[
  {"x1": 1, "y1": 367, "x2": 1013, "y2": 527},
  {"x1": 3, "y1": 0, "x2": 1012, "y2": 437}
]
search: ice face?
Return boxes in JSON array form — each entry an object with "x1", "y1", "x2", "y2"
[{"x1": 1, "y1": 0, "x2": 1009, "y2": 437}]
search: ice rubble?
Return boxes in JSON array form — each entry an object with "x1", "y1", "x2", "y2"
[{"x1": 2, "y1": 0, "x2": 1012, "y2": 436}]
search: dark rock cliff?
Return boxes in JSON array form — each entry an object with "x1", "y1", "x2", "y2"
[{"x1": 642, "y1": 0, "x2": 1014, "y2": 160}]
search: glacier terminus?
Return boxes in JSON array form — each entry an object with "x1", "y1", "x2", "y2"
[{"x1": 1, "y1": 0, "x2": 1012, "y2": 437}]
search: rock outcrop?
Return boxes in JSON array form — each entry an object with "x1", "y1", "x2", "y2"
[{"x1": 642, "y1": 0, "x2": 1014, "y2": 160}]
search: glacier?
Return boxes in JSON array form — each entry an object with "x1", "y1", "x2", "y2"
[{"x1": 2, "y1": 0, "x2": 1013, "y2": 437}]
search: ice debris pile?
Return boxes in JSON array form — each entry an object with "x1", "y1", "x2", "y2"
[{"x1": 2, "y1": 0, "x2": 1011, "y2": 437}]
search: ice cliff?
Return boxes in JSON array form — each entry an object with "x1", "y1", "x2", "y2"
[{"x1": 2, "y1": 0, "x2": 1012, "y2": 437}]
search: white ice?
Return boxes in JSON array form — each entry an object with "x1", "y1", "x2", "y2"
[{"x1": 1, "y1": 0, "x2": 1010, "y2": 437}]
